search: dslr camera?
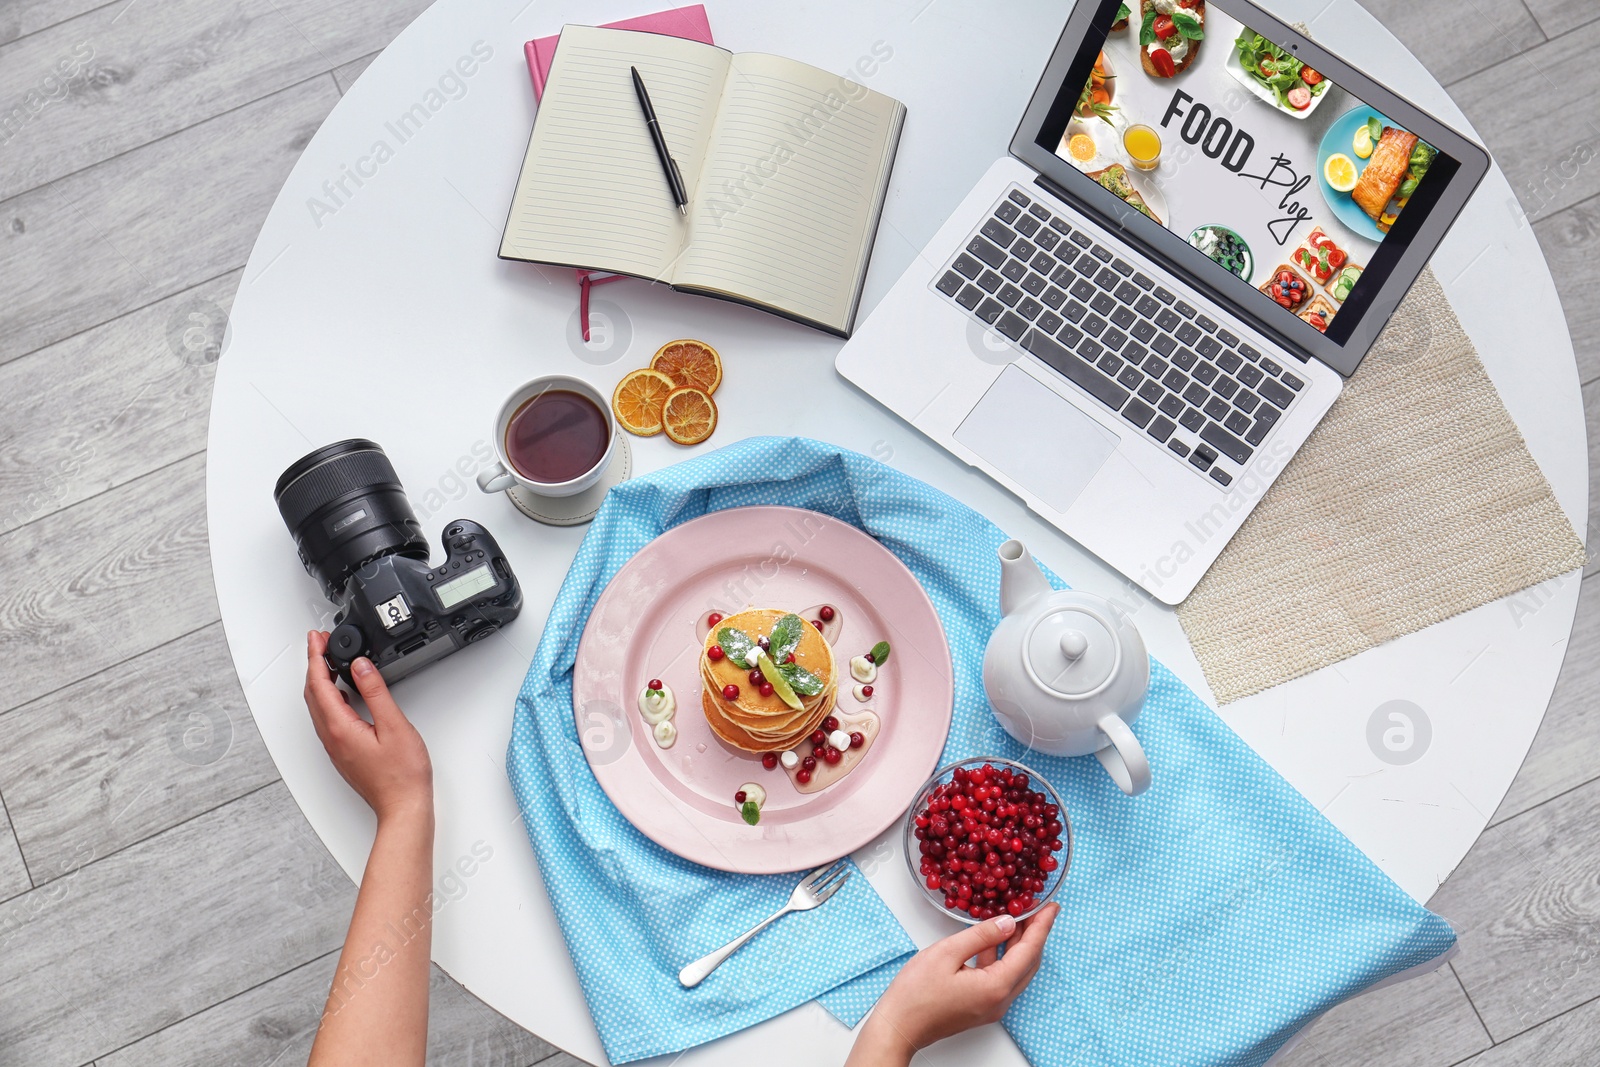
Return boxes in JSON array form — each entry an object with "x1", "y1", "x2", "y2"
[{"x1": 275, "y1": 439, "x2": 523, "y2": 686}]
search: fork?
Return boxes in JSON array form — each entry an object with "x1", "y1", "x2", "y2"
[{"x1": 677, "y1": 860, "x2": 852, "y2": 987}]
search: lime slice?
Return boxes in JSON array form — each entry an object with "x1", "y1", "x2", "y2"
[{"x1": 757, "y1": 649, "x2": 803, "y2": 712}]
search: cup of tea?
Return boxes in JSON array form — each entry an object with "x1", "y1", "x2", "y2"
[{"x1": 476, "y1": 376, "x2": 616, "y2": 498}]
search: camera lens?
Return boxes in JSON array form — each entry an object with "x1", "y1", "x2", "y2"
[{"x1": 274, "y1": 439, "x2": 428, "y2": 598}]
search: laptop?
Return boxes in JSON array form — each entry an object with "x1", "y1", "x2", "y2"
[{"x1": 836, "y1": 0, "x2": 1488, "y2": 605}]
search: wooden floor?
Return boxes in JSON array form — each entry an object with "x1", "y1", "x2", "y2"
[{"x1": 0, "y1": 0, "x2": 1594, "y2": 1064}]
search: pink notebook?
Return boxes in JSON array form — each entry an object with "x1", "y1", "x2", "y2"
[
  {"x1": 524, "y1": 6, "x2": 713, "y2": 336},
  {"x1": 524, "y1": 5, "x2": 714, "y2": 99}
]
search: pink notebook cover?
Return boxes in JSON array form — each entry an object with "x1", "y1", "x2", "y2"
[{"x1": 524, "y1": 5, "x2": 714, "y2": 99}]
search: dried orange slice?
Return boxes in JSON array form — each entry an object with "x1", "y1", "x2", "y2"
[
  {"x1": 611, "y1": 368, "x2": 676, "y2": 436},
  {"x1": 661, "y1": 387, "x2": 718, "y2": 445},
  {"x1": 650, "y1": 339, "x2": 722, "y2": 395}
]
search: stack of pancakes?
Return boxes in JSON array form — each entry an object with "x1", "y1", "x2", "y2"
[{"x1": 701, "y1": 608, "x2": 837, "y2": 752}]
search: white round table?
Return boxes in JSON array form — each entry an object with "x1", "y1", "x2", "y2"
[{"x1": 207, "y1": 0, "x2": 1587, "y2": 1062}]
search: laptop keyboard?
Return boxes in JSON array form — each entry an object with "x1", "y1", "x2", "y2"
[{"x1": 932, "y1": 186, "x2": 1306, "y2": 488}]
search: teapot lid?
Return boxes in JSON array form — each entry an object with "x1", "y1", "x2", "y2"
[{"x1": 1026, "y1": 607, "x2": 1120, "y2": 697}]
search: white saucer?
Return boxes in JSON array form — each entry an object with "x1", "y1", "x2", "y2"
[{"x1": 504, "y1": 431, "x2": 632, "y2": 526}]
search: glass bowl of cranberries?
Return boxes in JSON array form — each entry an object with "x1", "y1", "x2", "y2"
[{"x1": 904, "y1": 756, "x2": 1072, "y2": 923}]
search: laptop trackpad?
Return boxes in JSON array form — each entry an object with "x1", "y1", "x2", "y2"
[{"x1": 954, "y1": 366, "x2": 1118, "y2": 514}]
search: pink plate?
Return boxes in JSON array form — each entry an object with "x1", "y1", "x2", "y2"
[{"x1": 573, "y1": 507, "x2": 954, "y2": 874}]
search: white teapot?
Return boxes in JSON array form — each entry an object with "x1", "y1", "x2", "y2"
[{"x1": 982, "y1": 539, "x2": 1152, "y2": 796}]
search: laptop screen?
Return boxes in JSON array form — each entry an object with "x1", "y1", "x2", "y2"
[{"x1": 1031, "y1": 0, "x2": 1461, "y2": 347}]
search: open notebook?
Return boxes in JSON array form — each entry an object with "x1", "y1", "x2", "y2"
[{"x1": 499, "y1": 26, "x2": 907, "y2": 337}]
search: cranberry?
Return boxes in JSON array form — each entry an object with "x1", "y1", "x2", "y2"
[
  {"x1": 759, "y1": 683, "x2": 774, "y2": 697},
  {"x1": 865, "y1": 652, "x2": 875, "y2": 664},
  {"x1": 802, "y1": 755, "x2": 816, "y2": 771},
  {"x1": 734, "y1": 790, "x2": 747, "y2": 803},
  {"x1": 748, "y1": 669, "x2": 766, "y2": 685},
  {"x1": 757, "y1": 635, "x2": 770, "y2": 650},
  {"x1": 785, "y1": 653, "x2": 795, "y2": 663},
  {"x1": 762, "y1": 752, "x2": 779, "y2": 770},
  {"x1": 722, "y1": 684, "x2": 739, "y2": 699},
  {"x1": 708, "y1": 645, "x2": 725, "y2": 661},
  {"x1": 707, "y1": 612, "x2": 723, "y2": 627},
  {"x1": 811, "y1": 619, "x2": 824, "y2": 630},
  {"x1": 647, "y1": 678, "x2": 662, "y2": 691},
  {"x1": 810, "y1": 729, "x2": 827, "y2": 747},
  {"x1": 823, "y1": 716, "x2": 840, "y2": 732},
  {"x1": 911, "y1": 765, "x2": 1064, "y2": 916},
  {"x1": 861, "y1": 684, "x2": 873, "y2": 697},
  {"x1": 849, "y1": 731, "x2": 864, "y2": 749},
  {"x1": 925, "y1": 874, "x2": 941, "y2": 890},
  {"x1": 823, "y1": 746, "x2": 842, "y2": 765},
  {"x1": 819, "y1": 605, "x2": 835, "y2": 621}
]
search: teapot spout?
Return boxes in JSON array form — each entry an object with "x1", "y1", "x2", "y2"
[{"x1": 997, "y1": 539, "x2": 1053, "y2": 617}]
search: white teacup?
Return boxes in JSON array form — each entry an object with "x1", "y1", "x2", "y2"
[{"x1": 475, "y1": 376, "x2": 616, "y2": 498}]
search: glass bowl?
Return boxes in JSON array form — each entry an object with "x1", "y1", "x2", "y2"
[{"x1": 903, "y1": 756, "x2": 1072, "y2": 924}]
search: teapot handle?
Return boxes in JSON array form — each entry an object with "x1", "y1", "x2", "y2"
[{"x1": 1095, "y1": 714, "x2": 1152, "y2": 796}]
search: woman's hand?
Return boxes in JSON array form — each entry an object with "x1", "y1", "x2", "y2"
[
  {"x1": 847, "y1": 904, "x2": 1060, "y2": 1065},
  {"x1": 303, "y1": 631, "x2": 433, "y2": 823}
]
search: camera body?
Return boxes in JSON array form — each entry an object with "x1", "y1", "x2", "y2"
[
  {"x1": 275, "y1": 440, "x2": 523, "y2": 687},
  {"x1": 322, "y1": 519, "x2": 522, "y2": 686}
]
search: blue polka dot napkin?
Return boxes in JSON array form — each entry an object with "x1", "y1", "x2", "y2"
[{"x1": 508, "y1": 436, "x2": 1456, "y2": 1065}]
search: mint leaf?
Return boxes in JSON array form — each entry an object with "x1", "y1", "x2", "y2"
[
  {"x1": 740, "y1": 800, "x2": 761, "y2": 826},
  {"x1": 716, "y1": 626, "x2": 756, "y2": 668},
  {"x1": 1171, "y1": 11, "x2": 1203, "y2": 39},
  {"x1": 775, "y1": 661, "x2": 825, "y2": 697},
  {"x1": 769, "y1": 613, "x2": 804, "y2": 664},
  {"x1": 870, "y1": 641, "x2": 891, "y2": 666}
]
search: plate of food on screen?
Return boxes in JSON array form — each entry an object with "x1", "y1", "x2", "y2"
[
  {"x1": 1225, "y1": 29, "x2": 1332, "y2": 118},
  {"x1": 1188, "y1": 224, "x2": 1252, "y2": 280},
  {"x1": 1087, "y1": 163, "x2": 1165, "y2": 227},
  {"x1": 1298, "y1": 295, "x2": 1337, "y2": 333},
  {"x1": 1259, "y1": 262, "x2": 1314, "y2": 316},
  {"x1": 1073, "y1": 50, "x2": 1117, "y2": 127},
  {"x1": 1138, "y1": 0, "x2": 1204, "y2": 79},
  {"x1": 1317, "y1": 107, "x2": 1439, "y2": 242}
]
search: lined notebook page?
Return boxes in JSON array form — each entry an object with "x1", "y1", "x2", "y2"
[
  {"x1": 672, "y1": 54, "x2": 904, "y2": 331},
  {"x1": 499, "y1": 26, "x2": 730, "y2": 279}
]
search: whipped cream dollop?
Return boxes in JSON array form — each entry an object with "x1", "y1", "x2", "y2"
[
  {"x1": 637, "y1": 684, "x2": 676, "y2": 724},
  {"x1": 849, "y1": 656, "x2": 877, "y2": 684},
  {"x1": 653, "y1": 720, "x2": 678, "y2": 748}
]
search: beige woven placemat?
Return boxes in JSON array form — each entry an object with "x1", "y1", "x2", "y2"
[{"x1": 1176, "y1": 266, "x2": 1587, "y2": 704}]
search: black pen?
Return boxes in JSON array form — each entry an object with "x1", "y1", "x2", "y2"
[{"x1": 630, "y1": 66, "x2": 689, "y2": 216}]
